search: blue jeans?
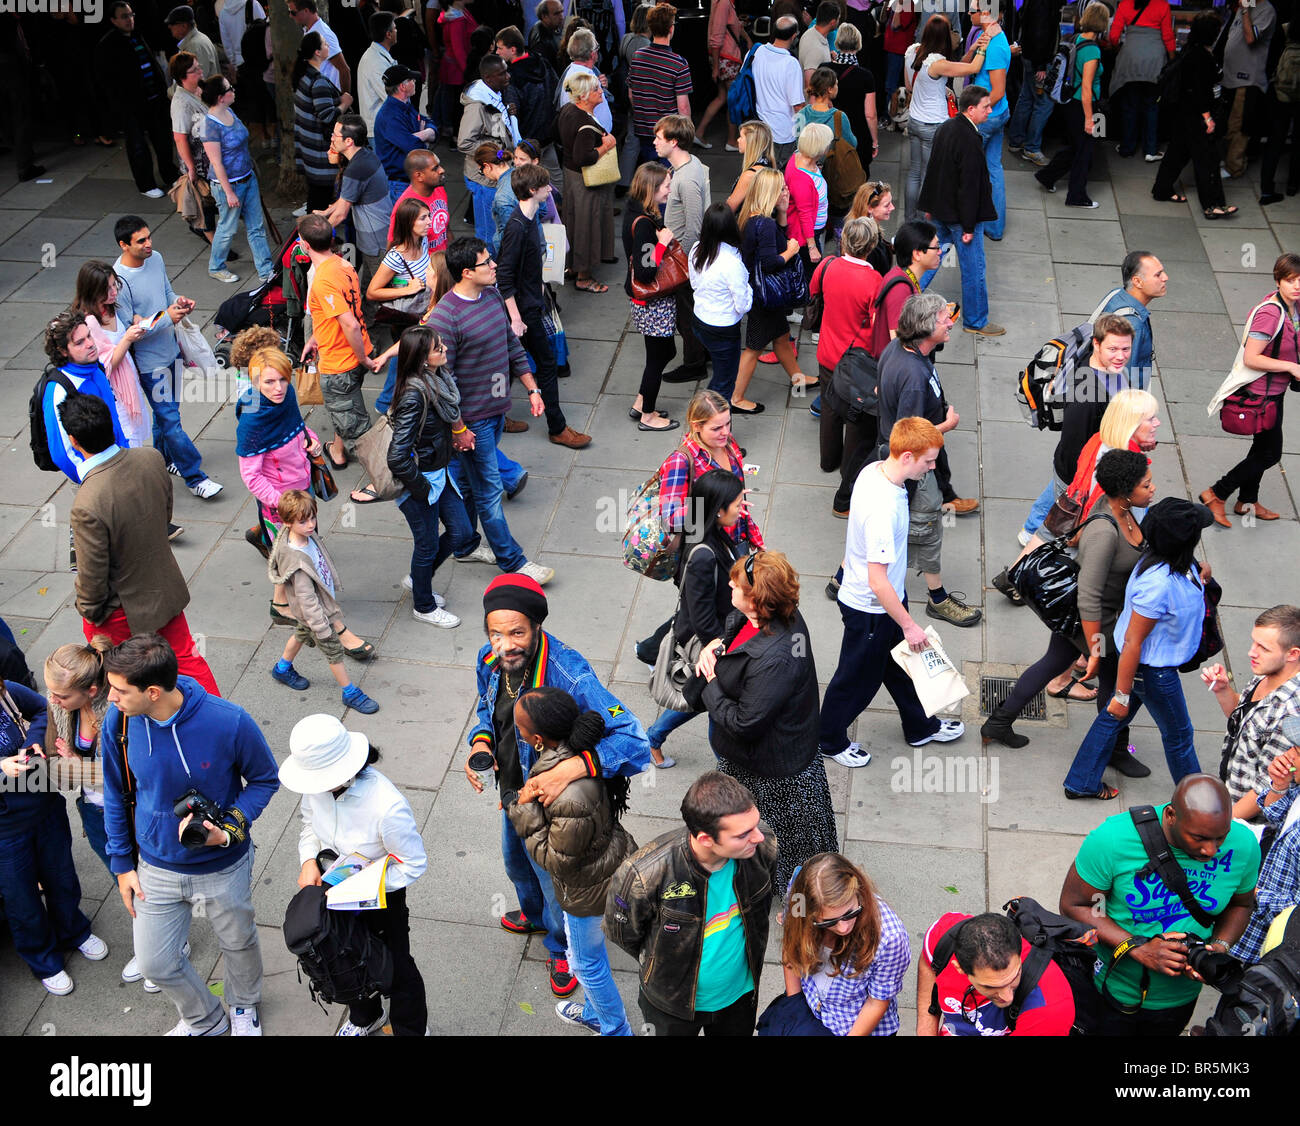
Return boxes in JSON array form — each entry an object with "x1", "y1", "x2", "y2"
[
  {"x1": 209, "y1": 173, "x2": 273, "y2": 279},
  {"x1": 976, "y1": 106, "x2": 1010, "y2": 239},
  {"x1": 0, "y1": 799, "x2": 92, "y2": 979},
  {"x1": 565, "y1": 911, "x2": 633, "y2": 1035},
  {"x1": 1118, "y1": 83, "x2": 1160, "y2": 158},
  {"x1": 467, "y1": 179, "x2": 499, "y2": 251},
  {"x1": 646, "y1": 706, "x2": 698, "y2": 749},
  {"x1": 397, "y1": 486, "x2": 479, "y2": 612},
  {"x1": 931, "y1": 220, "x2": 989, "y2": 329},
  {"x1": 453, "y1": 415, "x2": 527, "y2": 572},
  {"x1": 883, "y1": 51, "x2": 906, "y2": 116},
  {"x1": 500, "y1": 808, "x2": 567, "y2": 958},
  {"x1": 696, "y1": 317, "x2": 743, "y2": 401},
  {"x1": 141, "y1": 355, "x2": 206, "y2": 486},
  {"x1": 905, "y1": 116, "x2": 941, "y2": 221},
  {"x1": 1064, "y1": 664, "x2": 1201, "y2": 795},
  {"x1": 1008, "y1": 58, "x2": 1055, "y2": 154},
  {"x1": 76, "y1": 794, "x2": 111, "y2": 872}
]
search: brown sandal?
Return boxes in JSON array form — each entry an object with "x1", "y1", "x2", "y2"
[{"x1": 1063, "y1": 783, "x2": 1120, "y2": 800}]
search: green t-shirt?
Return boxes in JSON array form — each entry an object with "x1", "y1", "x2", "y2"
[
  {"x1": 694, "y1": 859, "x2": 754, "y2": 1013},
  {"x1": 1075, "y1": 804, "x2": 1260, "y2": 1009},
  {"x1": 1071, "y1": 36, "x2": 1103, "y2": 103}
]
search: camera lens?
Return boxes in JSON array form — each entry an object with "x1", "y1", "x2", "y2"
[{"x1": 180, "y1": 819, "x2": 210, "y2": 849}]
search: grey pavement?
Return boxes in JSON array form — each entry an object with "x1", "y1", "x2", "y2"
[{"x1": 0, "y1": 130, "x2": 1292, "y2": 1037}]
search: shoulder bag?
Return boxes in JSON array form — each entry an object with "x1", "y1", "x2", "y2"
[
  {"x1": 649, "y1": 544, "x2": 712, "y2": 710},
  {"x1": 752, "y1": 249, "x2": 808, "y2": 310},
  {"x1": 579, "y1": 124, "x2": 620, "y2": 187},
  {"x1": 1178, "y1": 572, "x2": 1224, "y2": 673},
  {"x1": 1006, "y1": 513, "x2": 1114, "y2": 639},
  {"x1": 373, "y1": 256, "x2": 429, "y2": 327},
  {"x1": 630, "y1": 217, "x2": 690, "y2": 301},
  {"x1": 353, "y1": 389, "x2": 429, "y2": 503}
]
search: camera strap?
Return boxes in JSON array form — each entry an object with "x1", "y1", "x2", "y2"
[{"x1": 1130, "y1": 805, "x2": 1217, "y2": 929}]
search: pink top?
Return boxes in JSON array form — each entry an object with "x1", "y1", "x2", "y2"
[
  {"x1": 438, "y1": 10, "x2": 478, "y2": 85},
  {"x1": 84, "y1": 314, "x2": 147, "y2": 436},
  {"x1": 239, "y1": 425, "x2": 319, "y2": 514},
  {"x1": 784, "y1": 157, "x2": 819, "y2": 245},
  {"x1": 708, "y1": 0, "x2": 743, "y2": 59}
]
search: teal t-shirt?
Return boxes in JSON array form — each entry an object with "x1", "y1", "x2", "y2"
[
  {"x1": 975, "y1": 30, "x2": 1012, "y2": 114},
  {"x1": 694, "y1": 859, "x2": 754, "y2": 1012},
  {"x1": 1071, "y1": 36, "x2": 1103, "y2": 103},
  {"x1": 1075, "y1": 804, "x2": 1260, "y2": 1010}
]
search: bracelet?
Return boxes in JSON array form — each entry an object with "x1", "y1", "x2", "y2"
[
  {"x1": 1271, "y1": 783, "x2": 1290, "y2": 794},
  {"x1": 528, "y1": 387, "x2": 543, "y2": 396},
  {"x1": 451, "y1": 424, "x2": 468, "y2": 434}
]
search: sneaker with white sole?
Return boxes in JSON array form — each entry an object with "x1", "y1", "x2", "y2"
[
  {"x1": 457, "y1": 543, "x2": 497, "y2": 565},
  {"x1": 190, "y1": 477, "x2": 224, "y2": 499},
  {"x1": 517, "y1": 561, "x2": 555, "y2": 585},
  {"x1": 824, "y1": 742, "x2": 872, "y2": 768},
  {"x1": 336, "y1": 1011, "x2": 387, "y2": 1036},
  {"x1": 413, "y1": 606, "x2": 461, "y2": 628},
  {"x1": 137, "y1": 940, "x2": 189, "y2": 991},
  {"x1": 121, "y1": 956, "x2": 143, "y2": 983},
  {"x1": 926, "y1": 591, "x2": 982, "y2": 627},
  {"x1": 908, "y1": 719, "x2": 966, "y2": 746},
  {"x1": 400, "y1": 575, "x2": 446, "y2": 607},
  {"x1": 166, "y1": 1012, "x2": 230, "y2": 1036},
  {"x1": 555, "y1": 1000, "x2": 601, "y2": 1033},
  {"x1": 141, "y1": 188, "x2": 166, "y2": 199},
  {"x1": 1144, "y1": 152, "x2": 1165, "y2": 162},
  {"x1": 209, "y1": 269, "x2": 241, "y2": 284},
  {"x1": 78, "y1": 934, "x2": 108, "y2": 961},
  {"x1": 1021, "y1": 150, "x2": 1049, "y2": 166},
  {"x1": 166, "y1": 462, "x2": 183, "y2": 478},
  {"x1": 42, "y1": 970, "x2": 74, "y2": 995},
  {"x1": 231, "y1": 1005, "x2": 262, "y2": 1036}
]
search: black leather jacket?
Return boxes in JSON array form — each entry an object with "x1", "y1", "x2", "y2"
[
  {"x1": 386, "y1": 369, "x2": 453, "y2": 500},
  {"x1": 604, "y1": 824, "x2": 778, "y2": 1020}
]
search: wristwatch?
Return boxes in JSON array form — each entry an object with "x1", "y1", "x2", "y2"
[
  {"x1": 528, "y1": 387, "x2": 543, "y2": 397},
  {"x1": 1112, "y1": 691, "x2": 1131, "y2": 707}
]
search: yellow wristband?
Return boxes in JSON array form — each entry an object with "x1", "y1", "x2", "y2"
[{"x1": 452, "y1": 425, "x2": 468, "y2": 434}]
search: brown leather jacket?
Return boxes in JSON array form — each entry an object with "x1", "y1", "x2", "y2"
[{"x1": 603, "y1": 824, "x2": 778, "y2": 1020}]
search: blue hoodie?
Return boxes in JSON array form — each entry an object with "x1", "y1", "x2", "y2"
[
  {"x1": 0, "y1": 680, "x2": 59, "y2": 839},
  {"x1": 100, "y1": 677, "x2": 279, "y2": 876}
]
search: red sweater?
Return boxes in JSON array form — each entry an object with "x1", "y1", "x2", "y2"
[
  {"x1": 810, "y1": 256, "x2": 881, "y2": 371},
  {"x1": 1108, "y1": 0, "x2": 1175, "y2": 54},
  {"x1": 784, "y1": 156, "x2": 821, "y2": 244}
]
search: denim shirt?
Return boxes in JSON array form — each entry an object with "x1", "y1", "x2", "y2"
[
  {"x1": 1114, "y1": 562, "x2": 1204, "y2": 669},
  {"x1": 470, "y1": 631, "x2": 652, "y2": 778},
  {"x1": 1099, "y1": 288, "x2": 1153, "y2": 388}
]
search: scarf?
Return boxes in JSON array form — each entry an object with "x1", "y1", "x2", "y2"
[
  {"x1": 235, "y1": 381, "x2": 307, "y2": 457},
  {"x1": 84, "y1": 315, "x2": 146, "y2": 429},
  {"x1": 831, "y1": 50, "x2": 857, "y2": 65},
  {"x1": 466, "y1": 78, "x2": 522, "y2": 144},
  {"x1": 418, "y1": 362, "x2": 462, "y2": 423}
]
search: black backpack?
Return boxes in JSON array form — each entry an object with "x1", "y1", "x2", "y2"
[
  {"x1": 1205, "y1": 906, "x2": 1300, "y2": 1036},
  {"x1": 28, "y1": 366, "x2": 79, "y2": 473},
  {"x1": 283, "y1": 885, "x2": 393, "y2": 1008},
  {"x1": 928, "y1": 897, "x2": 1098, "y2": 1032}
]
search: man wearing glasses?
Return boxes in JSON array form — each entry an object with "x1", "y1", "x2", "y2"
[{"x1": 95, "y1": 1, "x2": 179, "y2": 198}]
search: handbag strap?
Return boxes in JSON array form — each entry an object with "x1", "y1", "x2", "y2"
[{"x1": 0, "y1": 685, "x2": 29, "y2": 738}]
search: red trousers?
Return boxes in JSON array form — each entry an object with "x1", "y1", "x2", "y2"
[{"x1": 82, "y1": 609, "x2": 221, "y2": 697}]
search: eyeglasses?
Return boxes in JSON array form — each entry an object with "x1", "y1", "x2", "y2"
[
  {"x1": 474, "y1": 256, "x2": 495, "y2": 269},
  {"x1": 813, "y1": 904, "x2": 864, "y2": 929},
  {"x1": 927, "y1": 242, "x2": 941, "y2": 251}
]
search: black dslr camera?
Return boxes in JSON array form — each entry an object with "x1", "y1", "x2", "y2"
[
  {"x1": 1183, "y1": 938, "x2": 1245, "y2": 992},
  {"x1": 173, "y1": 789, "x2": 225, "y2": 849}
]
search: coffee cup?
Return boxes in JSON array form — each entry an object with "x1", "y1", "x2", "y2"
[{"x1": 467, "y1": 749, "x2": 497, "y2": 790}]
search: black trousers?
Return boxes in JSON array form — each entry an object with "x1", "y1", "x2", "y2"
[
  {"x1": 1037, "y1": 100, "x2": 1094, "y2": 206},
  {"x1": 521, "y1": 304, "x2": 568, "y2": 435},
  {"x1": 638, "y1": 334, "x2": 676, "y2": 415},
  {"x1": 673, "y1": 286, "x2": 709, "y2": 372},
  {"x1": 1084, "y1": 995, "x2": 1197, "y2": 1037},
  {"x1": 1153, "y1": 112, "x2": 1226, "y2": 210},
  {"x1": 1212, "y1": 395, "x2": 1286, "y2": 504},
  {"x1": 1261, "y1": 98, "x2": 1300, "y2": 195},
  {"x1": 347, "y1": 888, "x2": 428, "y2": 1036},
  {"x1": 818, "y1": 376, "x2": 878, "y2": 514},
  {"x1": 638, "y1": 988, "x2": 758, "y2": 1036},
  {"x1": 123, "y1": 100, "x2": 179, "y2": 193}
]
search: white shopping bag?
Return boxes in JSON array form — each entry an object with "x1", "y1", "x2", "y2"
[
  {"x1": 541, "y1": 222, "x2": 567, "y2": 286},
  {"x1": 175, "y1": 316, "x2": 218, "y2": 375},
  {"x1": 889, "y1": 626, "x2": 970, "y2": 717}
]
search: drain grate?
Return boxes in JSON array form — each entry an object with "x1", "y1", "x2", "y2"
[{"x1": 979, "y1": 676, "x2": 1047, "y2": 720}]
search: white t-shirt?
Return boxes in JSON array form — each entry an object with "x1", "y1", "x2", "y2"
[
  {"x1": 839, "y1": 461, "x2": 909, "y2": 614},
  {"x1": 307, "y1": 16, "x2": 344, "y2": 89},
  {"x1": 753, "y1": 43, "x2": 805, "y2": 144},
  {"x1": 904, "y1": 45, "x2": 950, "y2": 124}
]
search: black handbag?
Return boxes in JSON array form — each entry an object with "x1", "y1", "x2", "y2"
[{"x1": 1006, "y1": 514, "x2": 1112, "y2": 639}]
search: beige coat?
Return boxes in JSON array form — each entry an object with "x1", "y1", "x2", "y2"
[{"x1": 267, "y1": 529, "x2": 345, "y2": 640}]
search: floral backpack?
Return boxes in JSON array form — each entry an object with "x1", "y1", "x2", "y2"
[{"x1": 622, "y1": 454, "x2": 695, "y2": 581}]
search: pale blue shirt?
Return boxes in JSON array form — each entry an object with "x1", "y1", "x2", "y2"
[{"x1": 1114, "y1": 562, "x2": 1205, "y2": 669}]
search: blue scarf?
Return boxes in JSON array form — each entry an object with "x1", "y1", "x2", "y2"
[
  {"x1": 235, "y1": 382, "x2": 306, "y2": 457},
  {"x1": 59, "y1": 360, "x2": 102, "y2": 381}
]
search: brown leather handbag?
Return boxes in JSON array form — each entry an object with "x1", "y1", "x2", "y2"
[{"x1": 630, "y1": 218, "x2": 690, "y2": 301}]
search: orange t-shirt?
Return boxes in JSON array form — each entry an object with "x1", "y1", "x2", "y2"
[{"x1": 307, "y1": 255, "x2": 371, "y2": 375}]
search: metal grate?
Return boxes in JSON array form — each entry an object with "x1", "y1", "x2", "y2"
[{"x1": 979, "y1": 676, "x2": 1047, "y2": 721}]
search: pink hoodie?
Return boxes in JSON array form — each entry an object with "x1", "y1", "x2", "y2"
[{"x1": 239, "y1": 426, "x2": 319, "y2": 517}]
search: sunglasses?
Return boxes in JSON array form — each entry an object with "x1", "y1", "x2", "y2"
[
  {"x1": 866, "y1": 181, "x2": 888, "y2": 204},
  {"x1": 813, "y1": 904, "x2": 864, "y2": 929},
  {"x1": 743, "y1": 551, "x2": 758, "y2": 584}
]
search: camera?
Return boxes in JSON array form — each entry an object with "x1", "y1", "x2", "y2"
[
  {"x1": 1183, "y1": 938, "x2": 1244, "y2": 991},
  {"x1": 173, "y1": 789, "x2": 225, "y2": 849}
]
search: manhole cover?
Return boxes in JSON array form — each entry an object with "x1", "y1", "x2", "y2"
[{"x1": 979, "y1": 676, "x2": 1046, "y2": 721}]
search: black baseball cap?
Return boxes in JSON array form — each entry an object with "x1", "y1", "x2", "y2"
[{"x1": 383, "y1": 65, "x2": 420, "y2": 86}]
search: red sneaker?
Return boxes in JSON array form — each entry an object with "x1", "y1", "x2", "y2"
[
  {"x1": 498, "y1": 910, "x2": 546, "y2": 935},
  {"x1": 548, "y1": 956, "x2": 578, "y2": 997}
]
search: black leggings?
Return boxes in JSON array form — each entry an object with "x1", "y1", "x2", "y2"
[
  {"x1": 639, "y1": 335, "x2": 677, "y2": 415},
  {"x1": 346, "y1": 888, "x2": 427, "y2": 1036},
  {"x1": 1211, "y1": 395, "x2": 1285, "y2": 504}
]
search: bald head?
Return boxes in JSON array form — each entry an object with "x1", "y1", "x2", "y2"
[
  {"x1": 1165, "y1": 775, "x2": 1231, "y2": 861},
  {"x1": 1173, "y1": 775, "x2": 1231, "y2": 820}
]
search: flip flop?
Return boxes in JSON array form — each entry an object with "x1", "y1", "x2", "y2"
[
  {"x1": 327, "y1": 447, "x2": 349, "y2": 470},
  {"x1": 574, "y1": 279, "x2": 609, "y2": 293},
  {"x1": 1048, "y1": 677, "x2": 1098, "y2": 702},
  {"x1": 349, "y1": 485, "x2": 383, "y2": 504}
]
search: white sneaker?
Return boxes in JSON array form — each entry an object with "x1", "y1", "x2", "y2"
[
  {"x1": 692, "y1": 137, "x2": 713, "y2": 150},
  {"x1": 166, "y1": 462, "x2": 182, "y2": 478},
  {"x1": 141, "y1": 188, "x2": 166, "y2": 199},
  {"x1": 825, "y1": 742, "x2": 873, "y2": 768},
  {"x1": 517, "y1": 561, "x2": 555, "y2": 585},
  {"x1": 1017, "y1": 528, "x2": 1033, "y2": 547},
  {"x1": 908, "y1": 719, "x2": 966, "y2": 746},
  {"x1": 413, "y1": 606, "x2": 461, "y2": 628},
  {"x1": 166, "y1": 1012, "x2": 230, "y2": 1036},
  {"x1": 121, "y1": 955, "x2": 143, "y2": 983},
  {"x1": 336, "y1": 1010, "x2": 387, "y2": 1036},
  {"x1": 293, "y1": 203, "x2": 309, "y2": 217},
  {"x1": 458, "y1": 543, "x2": 497, "y2": 565},
  {"x1": 401, "y1": 575, "x2": 446, "y2": 607},
  {"x1": 724, "y1": 143, "x2": 740, "y2": 152},
  {"x1": 230, "y1": 1005, "x2": 262, "y2": 1036},
  {"x1": 42, "y1": 970, "x2": 74, "y2": 995},
  {"x1": 209, "y1": 269, "x2": 240, "y2": 284},
  {"x1": 78, "y1": 934, "x2": 108, "y2": 961},
  {"x1": 1144, "y1": 152, "x2": 1165, "y2": 162},
  {"x1": 139, "y1": 939, "x2": 189, "y2": 991},
  {"x1": 190, "y1": 477, "x2": 224, "y2": 499}
]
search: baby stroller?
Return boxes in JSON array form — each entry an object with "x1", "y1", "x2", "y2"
[{"x1": 211, "y1": 230, "x2": 311, "y2": 369}]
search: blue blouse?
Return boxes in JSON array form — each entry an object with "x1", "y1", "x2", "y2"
[{"x1": 202, "y1": 112, "x2": 254, "y2": 183}]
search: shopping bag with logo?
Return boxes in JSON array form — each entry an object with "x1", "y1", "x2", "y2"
[{"x1": 889, "y1": 626, "x2": 970, "y2": 717}]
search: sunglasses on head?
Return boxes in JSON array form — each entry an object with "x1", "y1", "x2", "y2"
[
  {"x1": 866, "y1": 181, "x2": 887, "y2": 204},
  {"x1": 744, "y1": 551, "x2": 758, "y2": 584}
]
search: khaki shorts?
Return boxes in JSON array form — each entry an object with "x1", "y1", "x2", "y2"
[
  {"x1": 907, "y1": 469, "x2": 944, "y2": 576},
  {"x1": 295, "y1": 621, "x2": 346, "y2": 664}
]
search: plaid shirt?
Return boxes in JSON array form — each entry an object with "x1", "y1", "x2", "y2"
[
  {"x1": 1222, "y1": 674, "x2": 1300, "y2": 802},
  {"x1": 1232, "y1": 785, "x2": 1300, "y2": 964},
  {"x1": 658, "y1": 437, "x2": 764, "y2": 551},
  {"x1": 799, "y1": 896, "x2": 912, "y2": 1036}
]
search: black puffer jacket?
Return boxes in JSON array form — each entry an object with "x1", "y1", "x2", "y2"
[
  {"x1": 683, "y1": 608, "x2": 820, "y2": 778},
  {"x1": 386, "y1": 368, "x2": 454, "y2": 501},
  {"x1": 507, "y1": 52, "x2": 558, "y2": 144}
]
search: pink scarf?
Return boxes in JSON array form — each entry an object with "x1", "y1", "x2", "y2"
[{"x1": 85, "y1": 315, "x2": 145, "y2": 429}]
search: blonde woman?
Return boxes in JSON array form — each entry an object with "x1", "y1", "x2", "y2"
[
  {"x1": 725, "y1": 119, "x2": 776, "y2": 213},
  {"x1": 785, "y1": 121, "x2": 834, "y2": 271}
]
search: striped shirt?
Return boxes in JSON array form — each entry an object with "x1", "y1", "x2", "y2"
[
  {"x1": 425, "y1": 287, "x2": 531, "y2": 423},
  {"x1": 294, "y1": 69, "x2": 343, "y2": 186},
  {"x1": 628, "y1": 43, "x2": 691, "y2": 138}
]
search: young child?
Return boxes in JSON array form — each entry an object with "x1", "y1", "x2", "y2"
[{"x1": 267, "y1": 489, "x2": 380, "y2": 714}]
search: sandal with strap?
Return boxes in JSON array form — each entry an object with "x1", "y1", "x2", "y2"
[
  {"x1": 269, "y1": 601, "x2": 296, "y2": 626},
  {"x1": 343, "y1": 639, "x2": 376, "y2": 662},
  {"x1": 1203, "y1": 205, "x2": 1239, "y2": 220},
  {"x1": 1048, "y1": 676, "x2": 1099, "y2": 702},
  {"x1": 1152, "y1": 192, "x2": 1187, "y2": 203},
  {"x1": 1063, "y1": 783, "x2": 1121, "y2": 800}
]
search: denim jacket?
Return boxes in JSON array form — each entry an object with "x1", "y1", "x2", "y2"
[{"x1": 469, "y1": 631, "x2": 652, "y2": 779}]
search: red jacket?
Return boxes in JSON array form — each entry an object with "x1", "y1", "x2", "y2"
[
  {"x1": 784, "y1": 157, "x2": 821, "y2": 244},
  {"x1": 1109, "y1": 0, "x2": 1175, "y2": 54},
  {"x1": 810, "y1": 256, "x2": 881, "y2": 371}
]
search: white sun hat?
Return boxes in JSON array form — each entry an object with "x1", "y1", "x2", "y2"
[{"x1": 279, "y1": 714, "x2": 370, "y2": 794}]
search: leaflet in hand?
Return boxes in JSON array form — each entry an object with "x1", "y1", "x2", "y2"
[{"x1": 322, "y1": 852, "x2": 402, "y2": 911}]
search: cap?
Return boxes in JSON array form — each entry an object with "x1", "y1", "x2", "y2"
[
  {"x1": 483, "y1": 573, "x2": 548, "y2": 623},
  {"x1": 1142, "y1": 497, "x2": 1214, "y2": 557},
  {"x1": 165, "y1": 5, "x2": 195, "y2": 24},
  {"x1": 383, "y1": 65, "x2": 420, "y2": 87}
]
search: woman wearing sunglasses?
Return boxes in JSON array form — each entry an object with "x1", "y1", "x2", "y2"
[{"x1": 758, "y1": 852, "x2": 911, "y2": 1036}]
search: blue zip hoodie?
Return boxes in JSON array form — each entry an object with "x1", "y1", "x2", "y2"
[
  {"x1": 100, "y1": 677, "x2": 279, "y2": 876},
  {"x1": 0, "y1": 680, "x2": 59, "y2": 839}
]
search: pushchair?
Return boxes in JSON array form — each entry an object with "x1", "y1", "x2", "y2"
[{"x1": 211, "y1": 229, "x2": 311, "y2": 369}]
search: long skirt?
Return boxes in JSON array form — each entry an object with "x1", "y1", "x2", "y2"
[{"x1": 562, "y1": 167, "x2": 615, "y2": 276}]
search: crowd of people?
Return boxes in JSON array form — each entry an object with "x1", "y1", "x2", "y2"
[{"x1": 2, "y1": 0, "x2": 1300, "y2": 1042}]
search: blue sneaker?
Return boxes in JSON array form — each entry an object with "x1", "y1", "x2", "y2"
[
  {"x1": 809, "y1": 396, "x2": 821, "y2": 418},
  {"x1": 555, "y1": 1000, "x2": 600, "y2": 1034},
  {"x1": 342, "y1": 685, "x2": 380, "y2": 714},
  {"x1": 271, "y1": 663, "x2": 309, "y2": 690}
]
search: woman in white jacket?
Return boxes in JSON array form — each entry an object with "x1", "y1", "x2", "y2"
[
  {"x1": 689, "y1": 202, "x2": 753, "y2": 405},
  {"x1": 282, "y1": 714, "x2": 428, "y2": 1036}
]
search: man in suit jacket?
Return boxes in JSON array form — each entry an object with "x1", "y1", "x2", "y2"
[
  {"x1": 61, "y1": 394, "x2": 220, "y2": 696},
  {"x1": 918, "y1": 85, "x2": 1005, "y2": 337}
]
